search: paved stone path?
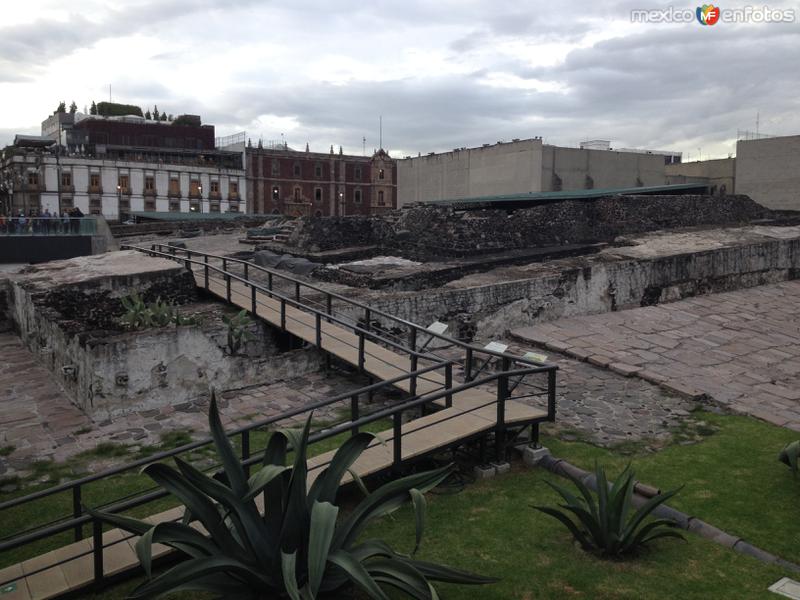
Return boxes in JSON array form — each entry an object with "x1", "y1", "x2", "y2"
[
  {"x1": 0, "y1": 332, "x2": 394, "y2": 480},
  {"x1": 431, "y1": 339, "x2": 696, "y2": 447},
  {"x1": 512, "y1": 280, "x2": 800, "y2": 432}
]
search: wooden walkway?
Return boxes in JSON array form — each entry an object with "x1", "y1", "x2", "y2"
[{"x1": 1, "y1": 267, "x2": 547, "y2": 600}]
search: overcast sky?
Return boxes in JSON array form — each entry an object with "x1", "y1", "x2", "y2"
[{"x1": 1, "y1": 0, "x2": 798, "y2": 160}]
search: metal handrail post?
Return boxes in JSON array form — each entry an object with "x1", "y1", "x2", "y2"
[
  {"x1": 445, "y1": 363, "x2": 453, "y2": 408},
  {"x1": 72, "y1": 486, "x2": 83, "y2": 541},
  {"x1": 496, "y1": 357, "x2": 510, "y2": 461},
  {"x1": 92, "y1": 518, "x2": 104, "y2": 584},
  {"x1": 350, "y1": 394, "x2": 359, "y2": 436}
]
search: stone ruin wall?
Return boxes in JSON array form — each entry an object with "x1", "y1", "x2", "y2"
[
  {"x1": 335, "y1": 235, "x2": 800, "y2": 342},
  {"x1": 1, "y1": 259, "x2": 324, "y2": 419},
  {"x1": 286, "y1": 194, "x2": 774, "y2": 259}
]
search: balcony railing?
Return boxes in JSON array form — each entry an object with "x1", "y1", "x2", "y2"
[
  {"x1": 1, "y1": 217, "x2": 96, "y2": 236},
  {"x1": 88, "y1": 186, "x2": 103, "y2": 195},
  {"x1": 167, "y1": 190, "x2": 182, "y2": 199}
]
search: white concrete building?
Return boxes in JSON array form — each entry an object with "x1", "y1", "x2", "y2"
[
  {"x1": 397, "y1": 138, "x2": 682, "y2": 207},
  {"x1": 1, "y1": 145, "x2": 246, "y2": 219}
]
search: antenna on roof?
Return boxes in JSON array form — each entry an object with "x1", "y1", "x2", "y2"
[{"x1": 363, "y1": 136, "x2": 366, "y2": 156}]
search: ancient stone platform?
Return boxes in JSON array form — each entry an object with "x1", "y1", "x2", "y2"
[{"x1": 513, "y1": 280, "x2": 800, "y2": 431}]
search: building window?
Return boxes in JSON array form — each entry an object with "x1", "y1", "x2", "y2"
[
  {"x1": 229, "y1": 202, "x2": 240, "y2": 213},
  {"x1": 378, "y1": 168, "x2": 385, "y2": 180},
  {"x1": 293, "y1": 162, "x2": 301, "y2": 177},
  {"x1": 314, "y1": 187, "x2": 322, "y2": 203},
  {"x1": 27, "y1": 172, "x2": 39, "y2": 186},
  {"x1": 189, "y1": 201, "x2": 200, "y2": 212},
  {"x1": 314, "y1": 162, "x2": 322, "y2": 178},
  {"x1": 272, "y1": 186, "x2": 280, "y2": 201},
  {"x1": 169, "y1": 177, "x2": 181, "y2": 197},
  {"x1": 210, "y1": 180, "x2": 219, "y2": 194},
  {"x1": 90, "y1": 173, "x2": 101, "y2": 190},
  {"x1": 169, "y1": 200, "x2": 180, "y2": 212},
  {"x1": 144, "y1": 176, "x2": 156, "y2": 194},
  {"x1": 190, "y1": 179, "x2": 201, "y2": 198},
  {"x1": 118, "y1": 175, "x2": 130, "y2": 194},
  {"x1": 229, "y1": 181, "x2": 239, "y2": 199},
  {"x1": 61, "y1": 172, "x2": 72, "y2": 188},
  {"x1": 294, "y1": 186, "x2": 301, "y2": 200},
  {"x1": 354, "y1": 166, "x2": 361, "y2": 180},
  {"x1": 272, "y1": 159, "x2": 280, "y2": 176},
  {"x1": 144, "y1": 198, "x2": 156, "y2": 211},
  {"x1": 378, "y1": 190, "x2": 385, "y2": 205},
  {"x1": 354, "y1": 189, "x2": 362, "y2": 204}
]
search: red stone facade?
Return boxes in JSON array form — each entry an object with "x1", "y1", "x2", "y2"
[{"x1": 245, "y1": 146, "x2": 396, "y2": 216}]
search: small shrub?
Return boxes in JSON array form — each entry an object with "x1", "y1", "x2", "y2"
[
  {"x1": 147, "y1": 297, "x2": 176, "y2": 327},
  {"x1": 223, "y1": 309, "x2": 255, "y2": 355},
  {"x1": 534, "y1": 464, "x2": 685, "y2": 557},
  {"x1": 89, "y1": 397, "x2": 496, "y2": 599},
  {"x1": 120, "y1": 294, "x2": 197, "y2": 330},
  {"x1": 779, "y1": 440, "x2": 800, "y2": 476},
  {"x1": 120, "y1": 293, "x2": 151, "y2": 329}
]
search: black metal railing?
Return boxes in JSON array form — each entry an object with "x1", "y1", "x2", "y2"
[
  {"x1": 0, "y1": 359, "x2": 555, "y2": 590},
  {"x1": 124, "y1": 243, "x2": 554, "y2": 385}
]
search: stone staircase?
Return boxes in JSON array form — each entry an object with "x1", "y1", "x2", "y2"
[{"x1": 273, "y1": 219, "x2": 300, "y2": 243}]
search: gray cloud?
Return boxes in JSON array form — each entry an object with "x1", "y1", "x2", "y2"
[{"x1": 1, "y1": 0, "x2": 799, "y2": 157}]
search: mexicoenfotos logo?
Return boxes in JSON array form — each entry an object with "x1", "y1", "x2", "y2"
[
  {"x1": 631, "y1": 5, "x2": 796, "y2": 23},
  {"x1": 696, "y1": 4, "x2": 721, "y2": 25}
]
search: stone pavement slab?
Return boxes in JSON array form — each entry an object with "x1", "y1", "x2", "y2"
[{"x1": 512, "y1": 280, "x2": 800, "y2": 431}]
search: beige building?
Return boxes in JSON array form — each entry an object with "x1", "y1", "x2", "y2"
[
  {"x1": 398, "y1": 138, "x2": 680, "y2": 206},
  {"x1": 666, "y1": 157, "x2": 736, "y2": 196},
  {"x1": 735, "y1": 135, "x2": 800, "y2": 210}
]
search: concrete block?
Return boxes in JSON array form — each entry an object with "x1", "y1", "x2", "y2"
[
  {"x1": 473, "y1": 464, "x2": 496, "y2": 480},
  {"x1": 523, "y1": 446, "x2": 551, "y2": 467},
  {"x1": 491, "y1": 461, "x2": 511, "y2": 475}
]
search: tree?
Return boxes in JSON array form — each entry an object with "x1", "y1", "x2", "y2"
[
  {"x1": 69, "y1": 101, "x2": 77, "y2": 114},
  {"x1": 55, "y1": 101, "x2": 66, "y2": 114},
  {"x1": 144, "y1": 110, "x2": 152, "y2": 120},
  {"x1": 161, "y1": 113, "x2": 168, "y2": 121},
  {"x1": 90, "y1": 101, "x2": 97, "y2": 115},
  {"x1": 167, "y1": 113, "x2": 173, "y2": 121},
  {"x1": 152, "y1": 105, "x2": 160, "y2": 120}
]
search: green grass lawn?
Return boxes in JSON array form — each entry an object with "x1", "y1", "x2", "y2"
[
  {"x1": 0, "y1": 417, "x2": 391, "y2": 568},
  {"x1": 3, "y1": 410, "x2": 800, "y2": 599}
]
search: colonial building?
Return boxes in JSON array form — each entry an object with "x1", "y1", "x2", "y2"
[
  {"x1": 0, "y1": 109, "x2": 246, "y2": 219},
  {"x1": 245, "y1": 143, "x2": 396, "y2": 216}
]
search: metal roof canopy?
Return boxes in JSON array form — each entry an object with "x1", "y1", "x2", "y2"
[
  {"x1": 423, "y1": 183, "x2": 711, "y2": 211},
  {"x1": 130, "y1": 211, "x2": 279, "y2": 222}
]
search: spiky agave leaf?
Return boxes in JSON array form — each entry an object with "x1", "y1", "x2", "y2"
[
  {"x1": 779, "y1": 440, "x2": 800, "y2": 475},
  {"x1": 90, "y1": 403, "x2": 496, "y2": 599},
  {"x1": 535, "y1": 464, "x2": 684, "y2": 557}
]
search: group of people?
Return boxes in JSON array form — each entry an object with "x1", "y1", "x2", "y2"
[{"x1": 0, "y1": 207, "x2": 85, "y2": 234}]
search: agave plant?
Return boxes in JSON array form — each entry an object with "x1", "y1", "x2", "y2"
[
  {"x1": 223, "y1": 309, "x2": 256, "y2": 355},
  {"x1": 779, "y1": 440, "x2": 800, "y2": 475},
  {"x1": 533, "y1": 464, "x2": 685, "y2": 557},
  {"x1": 120, "y1": 293, "x2": 151, "y2": 329},
  {"x1": 148, "y1": 297, "x2": 177, "y2": 327},
  {"x1": 89, "y1": 398, "x2": 494, "y2": 598}
]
